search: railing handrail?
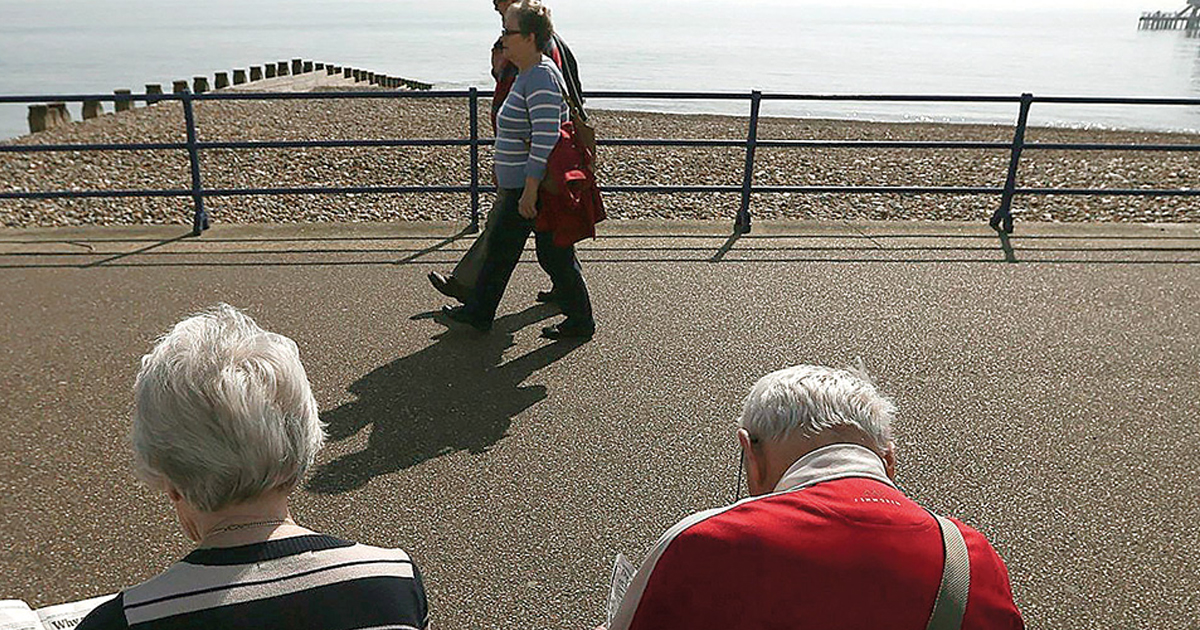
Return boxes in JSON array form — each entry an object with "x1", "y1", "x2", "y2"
[
  {"x1": 4, "y1": 88, "x2": 1200, "y2": 236},
  {"x1": 6, "y1": 90, "x2": 1200, "y2": 105}
]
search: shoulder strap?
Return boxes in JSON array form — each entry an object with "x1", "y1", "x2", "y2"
[
  {"x1": 926, "y1": 514, "x2": 971, "y2": 630},
  {"x1": 550, "y1": 33, "x2": 587, "y2": 121},
  {"x1": 547, "y1": 65, "x2": 585, "y2": 125}
]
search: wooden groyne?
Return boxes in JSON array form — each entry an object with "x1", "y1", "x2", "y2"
[{"x1": 24, "y1": 58, "x2": 433, "y2": 135}]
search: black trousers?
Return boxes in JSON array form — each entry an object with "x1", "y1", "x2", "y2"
[{"x1": 465, "y1": 187, "x2": 594, "y2": 327}]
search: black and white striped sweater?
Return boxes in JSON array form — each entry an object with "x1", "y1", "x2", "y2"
[{"x1": 75, "y1": 535, "x2": 428, "y2": 630}]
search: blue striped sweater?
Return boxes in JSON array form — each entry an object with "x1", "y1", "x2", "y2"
[{"x1": 493, "y1": 57, "x2": 569, "y2": 189}]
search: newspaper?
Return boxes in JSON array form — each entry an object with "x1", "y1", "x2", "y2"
[
  {"x1": 0, "y1": 601, "x2": 39, "y2": 630},
  {"x1": 606, "y1": 553, "x2": 637, "y2": 626},
  {"x1": 0, "y1": 596, "x2": 114, "y2": 630}
]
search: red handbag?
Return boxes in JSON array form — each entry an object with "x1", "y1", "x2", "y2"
[{"x1": 537, "y1": 120, "x2": 605, "y2": 248}]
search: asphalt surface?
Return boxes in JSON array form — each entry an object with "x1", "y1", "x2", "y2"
[{"x1": 1, "y1": 220, "x2": 1198, "y2": 629}]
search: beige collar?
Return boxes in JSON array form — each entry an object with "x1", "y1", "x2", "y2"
[{"x1": 774, "y1": 442, "x2": 895, "y2": 493}]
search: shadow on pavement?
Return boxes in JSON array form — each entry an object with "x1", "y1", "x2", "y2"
[
  {"x1": 306, "y1": 303, "x2": 583, "y2": 494},
  {"x1": 392, "y1": 227, "x2": 475, "y2": 265},
  {"x1": 4, "y1": 228, "x2": 1200, "y2": 269},
  {"x1": 84, "y1": 231, "x2": 194, "y2": 267},
  {"x1": 997, "y1": 230, "x2": 1018, "y2": 263}
]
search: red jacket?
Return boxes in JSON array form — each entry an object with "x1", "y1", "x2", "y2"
[
  {"x1": 535, "y1": 120, "x2": 604, "y2": 248},
  {"x1": 610, "y1": 444, "x2": 1024, "y2": 630}
]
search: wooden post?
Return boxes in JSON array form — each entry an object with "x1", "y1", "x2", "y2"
[
  {"x1": 193, "y1": 76, "x2": 209, "y2": 93},
  {"x1": 113, "y1": 89, "x2": 133, "y2": 112},
  {"x1": 291, "y1": 58, "x2": 303, "y2": 75},
  {"x1": 83, "y1": 100, "x2": 103, "y2": 119},
  {"x1": 215, "y1": 72, "x2": 230, "y2": 89},
  {"x1": 303, "y1": 60, "x2": 313, "y2": 73},
  {"x1": 326, "y1": 65, "x2": 337, "y2": 75},
  {"x1": 173, "y1": 80, "x2": 189, "y2": 93},
  {"x1": 277, "y1": 61, "x2": 289, "y2": 76},
  {"x1": 343, "y1": 67, "x2": 353, "y2": 79},
  {"x1": 48, "y1": 103, "x2": 71, "y2": 127},
  {"x1": 145, "y1": 84, "x2": 163, "y2": 105},
  {"x1": 250, "y1": 66, "x2": 263, "y2": 81},
  {"x1": 233, "y1": 69, "x2": 247, "y2": 85},
  {"x1": 315, "y1": 62, "x2": 325, "y2": 71},
  {"x1": 27, "y1": 105, "x2": 48, "y2": 133},
  {"x1": 265, "y1": 64, "x2": 276, "y2": 78}
]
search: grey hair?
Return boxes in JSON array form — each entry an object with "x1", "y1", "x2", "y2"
[
  {"x1": 131, "y1": 304, "x2": 325, "y2": 512},
  {"x1": 738, "y1": 364, "x2": 895, "y2": 453},
  {"x1": 507, "y1": 0, "x2": 554, "y2": 50}
]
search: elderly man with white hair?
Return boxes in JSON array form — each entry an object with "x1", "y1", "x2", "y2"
[
  {"x1": 607, "y1": 365, "x2": 1024, "y2": 630},
  {"x1": 77, "y1": 304, "x2": 429, "y2": 630}
]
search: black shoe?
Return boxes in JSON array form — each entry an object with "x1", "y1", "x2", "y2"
[
  {"x1": 429, "y1": 272, "x2": 468, "y2": 303},
  {"x1": 541, "y1": 321, "x2": 594, "y2": 340},
  {"x1": 441, "y1": 305, "x2": 491, "y2": 333},
  {"x1": 535, "y1": 289, "x2": 559, "y2": 304}
]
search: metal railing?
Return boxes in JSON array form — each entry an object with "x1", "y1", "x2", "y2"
[{"x1": 2, "y1": 89, "x2": 1199, "y2": 236}]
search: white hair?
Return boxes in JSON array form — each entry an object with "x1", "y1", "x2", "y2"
[
  {"x1": 131, "y1": 304, "x2": 325, "y2": 513},
  {"x1": 738, "y1": 364, "x2": 895, "y2": 453}
]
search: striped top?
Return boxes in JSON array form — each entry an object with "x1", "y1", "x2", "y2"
[
  {"x1": 75, "y1": 534, "x2": 429, "y2": 630},
  {"x1": 493, "y1": 57, "x2": 569, "y2": 189}
]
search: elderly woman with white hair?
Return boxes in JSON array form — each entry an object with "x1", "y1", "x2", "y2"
[{"x1": 76, "y1": 304, "x2": 429, "y2": 630}]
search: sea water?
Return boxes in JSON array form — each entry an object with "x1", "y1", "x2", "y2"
[{"x1": 2, "y1": 0, "x2": 1200, "y2": 140}]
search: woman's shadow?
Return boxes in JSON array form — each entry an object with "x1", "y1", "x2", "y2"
[{"x1": 306, "y1": 304, "x2": 584, "y2": 494}]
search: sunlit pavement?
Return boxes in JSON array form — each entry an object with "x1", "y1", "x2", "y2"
[{"x1": 2, "y1": 219, "x2": 1197, "y2": 629}]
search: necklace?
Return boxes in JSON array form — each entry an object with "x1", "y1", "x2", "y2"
[{"x1": 204, "y1": 517, "x2": 295, "y2": 538}]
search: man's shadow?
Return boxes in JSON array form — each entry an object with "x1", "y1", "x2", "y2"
[{"x1": 307, "y1": 304, "x2": 583, "y2": 494}]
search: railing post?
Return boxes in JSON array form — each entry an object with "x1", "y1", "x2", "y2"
[
  {"x1": 992, "y1": 92, "x2": 1033, "y2": 234},
  {"x1": 468, "y1": 87, "x2": 481, "y2": 233},
  {"x1": 181, "y1": 92, "x2": 209, "y2": 236},
  {"x1": 737, "y1": 90, "x2": 762, "y2": 234}
]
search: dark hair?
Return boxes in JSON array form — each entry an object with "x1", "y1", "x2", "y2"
[{"x1": 508, "y1": 0, "x2": 554, "y2": 51}]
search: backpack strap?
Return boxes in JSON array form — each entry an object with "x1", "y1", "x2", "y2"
[{"x1": 926, "y1": 514, "x2": 971, "y2": 630}]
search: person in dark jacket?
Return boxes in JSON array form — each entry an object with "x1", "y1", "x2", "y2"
[{"x1": 427, "y1": 0, "x2": 587, "y2": 310}]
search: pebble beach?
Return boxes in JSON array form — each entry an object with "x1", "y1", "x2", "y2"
[{"x1": 3, "y1": 86, "x2": 1199, "y2": 228}]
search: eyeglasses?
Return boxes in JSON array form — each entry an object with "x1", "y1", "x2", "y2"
[{"x1": 733, "y1": 432, "x2": 759, "y2": 503}]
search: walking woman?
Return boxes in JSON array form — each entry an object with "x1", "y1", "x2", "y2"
[{"x1": 443, "y1": 0, "x2": 595, "y2": 340}]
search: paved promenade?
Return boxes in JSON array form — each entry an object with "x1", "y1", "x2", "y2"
[{"x1": 1, "y1": 220, "x2": 1197, "y2": 629}]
